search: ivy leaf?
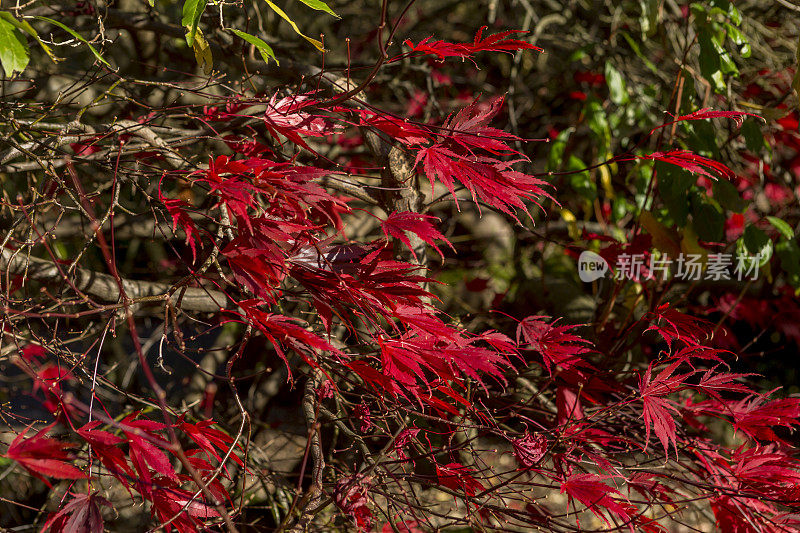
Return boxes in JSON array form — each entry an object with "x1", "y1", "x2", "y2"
[
  {"x1": 262, "y1": 0, "x2": 325, "y2": 52},
  {"x1": 296, "y1": 0, "x2": 340, "y2": 18},
  {"x1": 230, "y1": 29, "x2": 279, "y2": 65},
  {"x1": 36, "y1": 17, "x2": 110, "y2": 67},
  {"x1": 710, "y1": 0, "x2": 742, "y2": 26},
  {"x1": 181, "y1": 0, "x2": 207, "y2": 47},
  {"x1": 0, "y1": 15, "x2": 29, "y2": 76}
]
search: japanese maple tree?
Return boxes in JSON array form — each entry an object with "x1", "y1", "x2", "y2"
[{"x1": 1, "y1": 1, "x2": 800, "y2": 532}]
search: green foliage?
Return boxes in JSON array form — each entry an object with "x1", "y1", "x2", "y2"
[
  {"x1": 296, "y1": 0, "x2": 339, "y2": 18},
  {"x1": 36, "y1": 16, "x2": 109, "y2": 67},
  {"x1": 182, "y1": 0, "x2": 208, "y2": 46},
  {"x1": 0, "y1": 14, "x2": 29, "y2": 76},
  {"x1": 230, "y1": 29, "x2": 279, "y2": 65}
]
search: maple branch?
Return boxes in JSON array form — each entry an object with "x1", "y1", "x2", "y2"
[
  {"x1": 285, "y1": 370, "x2": 326, "y2": 532},
  {"x1": 316, "y1": 174, "x2": 380, "y2": 205},
  {"x1": 108, "y1": 120, "x2": 188, "y2": 169},
  {"x1": 1, "y1": 248, "x2": 232, "y2": 312}
]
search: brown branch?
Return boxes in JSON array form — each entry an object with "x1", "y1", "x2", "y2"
[{"x1": 1, "y1": 248, "x2": 232, "y2": 313}]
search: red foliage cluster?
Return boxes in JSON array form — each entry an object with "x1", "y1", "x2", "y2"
[{"x1": 3, "y1": 15, "x2": 800, "y2": 533}]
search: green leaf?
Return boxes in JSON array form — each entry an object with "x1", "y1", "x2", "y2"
[
  {"x1": 686, "y1": 120, "x2": 719, "y2": 158},
  {"x1": 711, "y1": 32, "x2": 737, "y2": 75},
  {"x1": 724, "y1": 23, "x2": 750, "y2": 58},
  {"x1": 296, "y1": 0, "x2": 339, "y2": 18},
  {"x1": 776, "y1": 239, "x2": 800, "y2": 288},
  {"x1": 767, "y1": 216, "x2": 795, "y2": 240},
  {"x1": 612, "y1": 197, "x2": 635, "y2": 223},
  {"x1": 742, "y1": 225, "x2": 772, "y2": 264},
  {"x1": 794, "y1": 34, "x2": 800, "y2": 99},
  {"x1": 713, "y1": 179, "x2": 747, "y2": 213},
  {"x1": 189, "y1": 27, "x2": 212, "y2": 74},
  {"x1": 36, "y1": 17, "x2": 110, "y2": 67},
  {"x1": 182, "y1": 0, "x2": 207, "y2": 47},
  {"x1": 230, "y1": 29, "x2": 279, "y2": 65},
  {"x1": 639, "y1": 0, "x2": 659, "y2": 37},
  {"x1": 0, "y1": 12, "x2": 58, "y2": 62},
  {"x1": 698, "y1": 29, "x2": 725, "y2": 93},
  {"x1": 691, "y1": 198, "x2": 724, "y2": 242},
  {"x1": 741, "y1": 119, "x2": 764, "y2": 152},
  {"x1": 710, "y1": 0, "x2": 741, "y2": 26},
  {"x1": 619, "y1": 30, "x2": 658, "y2": 74},
  {"x1": 655, "y1": 161, "x2": 693, "y2": 226},
  {"x1": 566, "y1": 155, "x2": 595, "y2": 201},
  {"x1": 604, "y1": 61, "x2": 628, "y2": 105},
  {"x1": 679, "y1": 69, "x2": 696, "y2": 112},
  {"x1": 262, "y1": 0, "x2": 325, "y2": 51},
  {"x1": 547, "y1": 128, "x2": 573, "y2": 172},
  {"x1": 585, "y1": 98, "x2": 611, "y2": 156},
  {"x1": 0, "y1": 16, "x2": 28, "y2": 76}
]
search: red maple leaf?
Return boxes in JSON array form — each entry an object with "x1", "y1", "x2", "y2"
[
  {"x1": 334, "y1": 475, "x2": 374, "y2": 531},
  {"x1": 638, "y1": 359, "x2": 692, "y2": 455},
  {"x1": 435, "y1": 462, "x2": 485, "y2": 498},
  {"x1": 440, "y1": 96, "x2": 522, "y2": 155},
  {"x1": 650, "y1": 107, "x2": 763, "y2": 135},
  {"x1": 637, "y1": 150, "x2": 736, "y2": 180},
  {"x1": 179, "y1": 418, "x2": 243, "y2": 467},
  {"x1": 645, "y1": 303, "x2": 713, "y2": 347},
  {"x1": 381, "y1": 211, "x2": 453, "y2": 259},
  {"x1": 160, "y1": 197, "x2": 199, "y2": 262},
  {"x1": 148, "y1": 477, "x2": 222, "y2": 533},
  {"x1": 560, "y1": 474, "x2": 633, "y2": 526},
  {"x1": 517, "y1": 315, "x2": 594, "y2": 374},
  {"x1": 237, "y1": 300, "x2": 344, "y2": 373},
  {"x1": 120, "y1": 415, "x2": 177, "y2": 492},
  {"x1": 41, "y1": 492, "x2": 111, "y2": 533},
  {"x1": 357, "y1": 111, "x2": 431, "y2": 146},
  {"x1": 416, "y1": 145, "x2": 550, "y2": 216},
  {"x1": 730, "y1": 395, "x2": 800, "y2": 442},
  {"x1": 77, "y1": 421, "x2": 134, "y2": 480},
  {"x1": 4, "y1": 424, "x2": 86, "y2": 482},
  {"x1": 403, "y1": 27, "x2": 542, "y2": 61},
  {"x1": 509, "y1": 431, "x2": 547, "y2": 468},
  {"x1": 556, "y1": 385, "x2": 584, "y2": 426}
]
